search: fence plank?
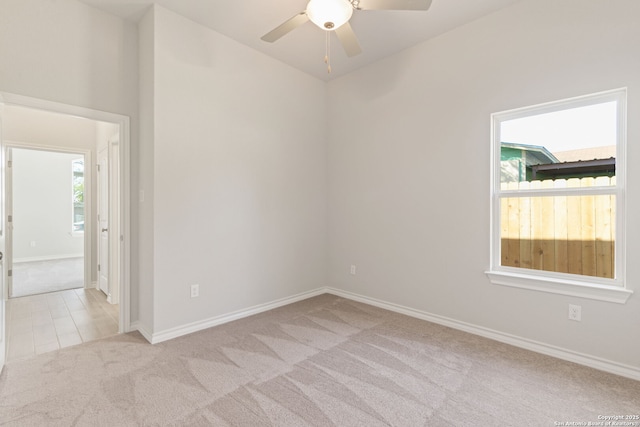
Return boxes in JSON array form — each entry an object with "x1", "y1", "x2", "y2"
[
  {"x1": 566, "y1": 179, "x2": 582, "y2": 275},
  {"x1": 580, "y1": 178, "x2": 596, "y2": 277},
  {"x1": 554, "y1": 194, "x2": 568, "y2": 273},
  {"x1": 519, "y1": 181, "x2": 532, "y2": 269},
  {"x1": 529, "y1": 181, "x2": 544, "y2": 270},
  {"x1": 501, "y1": 197, "x2": 509, "y2": 268},
  {"x1": 541, "y1": 180, "x2": 556, "y2": 271},
  {"x1": 507, "y1": 182, "x2": 521, "y2": 267}
]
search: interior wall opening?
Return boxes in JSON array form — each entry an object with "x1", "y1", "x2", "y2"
[
  {"x1": 8, "y1": 147, "x2": 88, "y2": 298},
  {"x1": 0, "y1": 97, "x2": 129, "y2": 364}
]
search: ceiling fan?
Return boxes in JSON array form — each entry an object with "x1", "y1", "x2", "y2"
[{"x1": 261, "y1": 0, "x2": 433, "y2": 65}]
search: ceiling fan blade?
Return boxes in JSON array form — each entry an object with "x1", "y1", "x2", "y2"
[
  {"x1": 261, "y1": 12, "x2": 309, "y2": 42},
  {"x1": 355, "y1": 0, "x2": 432, "y2": 11},
  {"x1": 335, "y1": 22, "x2": 362, "y2": 57}
]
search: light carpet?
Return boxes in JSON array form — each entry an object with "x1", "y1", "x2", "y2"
[
  {"x1": 11, "y1": 258, "x2": 84, "y2": 298},
  {"x1": 0, "y1": 294, "x2": 638, "y2": 426}
]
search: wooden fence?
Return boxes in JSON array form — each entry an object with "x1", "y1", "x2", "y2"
[{"x1": 500, "y1": 177, "x2": 615, "y2": 278}]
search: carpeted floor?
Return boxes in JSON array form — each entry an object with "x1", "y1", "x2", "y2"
[
  {"x1": 0, "y1": 294, "x2": 638, "y2": 426},
  {"x1": 11, "y1": 258, "x2": 84, "y2": 298}
]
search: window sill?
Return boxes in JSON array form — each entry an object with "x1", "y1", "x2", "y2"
[{"x1": 485, "y1": 270, "x2": 633, "y2": 304}]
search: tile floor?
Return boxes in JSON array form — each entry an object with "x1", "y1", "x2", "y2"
[{"x1": 5, "y1": 288, "x2": 119, "y2": 362}]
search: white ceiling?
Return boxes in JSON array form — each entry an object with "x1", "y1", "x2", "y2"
[{"x1": 78, "y1": 0, "x2": 523, "y2": 81}]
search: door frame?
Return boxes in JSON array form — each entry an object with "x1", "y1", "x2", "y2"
[
  {"x1": 5, "y1": 143, "x2": 92, "y2": 297},
  {"x1": 0, "y1": 92, "x2": 132, "y2": 334},
  {"x1": 97, "y1": 145, "x2": 109, "y2": 298}
]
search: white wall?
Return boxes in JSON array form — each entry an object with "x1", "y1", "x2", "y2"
[
  {"x1": 12, "y1": 149, "x2": 84, "y2": 261},
  {"x1": 0, "y1": 0, "x2": 138, "y2": 319},
  {"x1": 3, "y1": 106, "x2": 98, "y2": 151},
  {"x1": 96, "y1": 122, "x2": 119, "y2": 152},
  {"x1": 144, "y1": 5, "x2": 327, "y2": 333},
  {"x1": 327, "y1": 0, "x2": 640, "y2": 370},
  {"x1": 0, "y1": 0, "x2": 138, "y2": 115}
]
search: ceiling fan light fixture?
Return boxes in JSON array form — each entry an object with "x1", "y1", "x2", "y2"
[{"x1": 306, "y1": 0, "x2": 353, "y2": 31}]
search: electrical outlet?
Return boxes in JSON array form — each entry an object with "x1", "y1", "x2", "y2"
[
  {"x1": 350, "y1": 265, "x2": 357, "y2": 275},
  {"x1": 568, "y1": 304, "x2": 581, "y2": 321},
  {"x1": 190, "y1": 284, "x2": 199, "y2": 298}
]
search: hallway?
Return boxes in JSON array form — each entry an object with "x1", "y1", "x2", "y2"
[{"x1": 5, "y1": 288, "x2": 118, "y2": 362}]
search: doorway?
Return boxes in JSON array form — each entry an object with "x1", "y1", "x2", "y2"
[
  {"x1": 7, "y1": 146, "x2": 90, "y2": 298},
  {"x1": 0, "y1": 94, "x2": 131, "y2": 368}
]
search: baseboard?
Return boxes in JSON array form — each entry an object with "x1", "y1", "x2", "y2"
[
  {"x1": 13, "y1": 254, "x2": 84, "y2": 263},
  {"x1": 150, "y1": 288, "x2": 327, "y2": 344},
  {"x1": 131, "y1": 286, "x2": 640, "y2": 381},
  {"x1": 130, "y1": 321, "x2": 153, "y2": 343},
  {"x1": 325, "y1": 287, "x2": 640, "y2": 381}
]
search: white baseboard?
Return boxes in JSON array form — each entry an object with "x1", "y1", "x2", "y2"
[
  {"x1": 129, "y1": 286, "x2": 640, "y2": 381},
  {"x1": 150, "y1": 288, "x2": 327, "y2": 344},
  {"x1": 325, "y1": 287, "x2": 640, "y2": 381},
  {"x1": 13, "y1": 254, "x2": 84, "y2": 263},
  {"x1": 130, "y1": 321, "x2": 153, "y2": 343}
]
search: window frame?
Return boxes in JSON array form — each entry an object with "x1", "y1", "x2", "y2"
[
  {"x1": 486, "y1": 88, "x2": 632, "y2": 304},
  {"x1": 71, "y1": 157, "x2": 85, "y2": 236}
]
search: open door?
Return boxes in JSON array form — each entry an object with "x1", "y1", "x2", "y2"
[
  {"x1": 0, "y1": 101, "x2": 6, "y2": 372},
  {"x1": 97, "y1": 147, "x2": 108, "y2": 296},
  {"x1": 97, "y1": 132, "x2": 120, "y2": 305}
]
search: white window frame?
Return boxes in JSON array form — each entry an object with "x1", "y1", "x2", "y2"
[
  {"x1": 71, "y1": 157, "x2": 84, "y2": 236},
  {"x1": 486, "y1": 88, "x2": 632, "y2": 304}
]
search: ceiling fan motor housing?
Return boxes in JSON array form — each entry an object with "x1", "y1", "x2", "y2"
[{"x1": 306, "y1": 0, "x2": 354, "y2": 31}]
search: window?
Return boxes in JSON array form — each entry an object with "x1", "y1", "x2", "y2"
[
  {"x1": 486, "y1": 89, "x2": 632, "y2": 303},
  {"x1": 72, "y1": 158, "x2": 84, "y2": 234}
]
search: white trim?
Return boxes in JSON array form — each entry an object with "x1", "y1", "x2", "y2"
[
  {"x1": 13, "y1": 254, "x2": 84, "y2": 263},
  {"x1": 325, "y1": 287, "x2": 640, "y2": 381},
  {"x1": 150, "y1": 288, "x2": 327, "y2": 344},
  {"x1": 0, "y1": 93, "x2": 129, "y2": 126},
  {"x1": 486, "y1": 270, "x2": 632, "y2": 304},
  {"x1": 130, "y1": 321, "x2": 153, "y2": 344},
  {"x1": 118, "y1": 117, "x2": 131, "y2": 333}
]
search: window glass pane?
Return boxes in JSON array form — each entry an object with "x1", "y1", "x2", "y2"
[
  {"x1": 500, "y1": 194, "x2": 615, "y2": 279},
  {"x1": 72, "y1": 159, "x2": 84, "y2": 233},
  {"x1": 500, "y1": 101, "x2": 616, "y2": 184}
]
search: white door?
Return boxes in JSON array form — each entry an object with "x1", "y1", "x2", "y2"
[
  {"x1": 4, "y1": 148, "x2": 12, "y2": 299},
  {"x1": 0, "y1": 105, "x2": 6, "y2": 372},
  {"x1": 98, "y1": 147, "x2": 109, "y2": 296},
  {"x1": 108, "y1": 138, "x2": 120, "y2": 305}
]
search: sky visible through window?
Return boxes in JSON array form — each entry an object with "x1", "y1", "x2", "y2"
[{"x1": 500, "y1": 101, "x2": 617, "y2": 155}]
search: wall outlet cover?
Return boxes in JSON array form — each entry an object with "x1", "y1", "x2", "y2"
[
  {"x1": 190, "y1": 283, "x2": 199, "y2": 298},
  {"x1": 568, "y1": 304, "x2": 581, "y2": 321}
]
